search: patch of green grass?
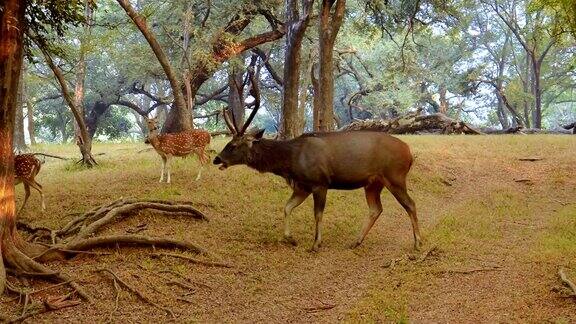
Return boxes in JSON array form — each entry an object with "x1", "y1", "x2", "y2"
[
  {"x1": 345, "y1": 282, "x2": 409, "y2": 323},
  {"x1": 539, "y1": 206, "x2": 576, "y2": 260},
  {"x1": 428, "y1": 188, "x2": 533, "y2": 248}
]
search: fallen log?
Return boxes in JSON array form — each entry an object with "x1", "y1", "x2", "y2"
[
  {"x1": 483, "y1": 126, "x2": 572, "y2": 134},
  {"x1": 341, "y1": 110, "x2": 483, "y2": 135}
]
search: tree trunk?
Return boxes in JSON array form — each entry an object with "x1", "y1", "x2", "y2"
[
  {"x1": 531, "y1": 60, "x2": 542, "y2": 129},
  {"x1": 14, "y1": 68, "x2": 27, "y2": 151},
  {"x1": 316, "y1": 0, "x2": 346, "y2": 132},
  {"x1": 26, "y1": 98, "x2": 36, "y2": 145},
  {"x1": 117, "y1": 0, "x2": 191, "y2": 133},
  {"x1": 522, "y1": 52, "x2": 532, "y2": 128},
  {"x1": 438, "y1": 84, "x2": 448, "y2": 115},
  {"x1": 85, "y1": 100, "x2": 112, "y2": 139},
  {"x1": 73, "y1": 0, "x2": 92, "y2": 144},
  {"x1": 311, "y1": 61, "x2": 321, "y2": 130},
  {"x1": 281, "y1": 0, "x2": 314, "y2": 139},
  {"x1": 0, "y1": 0, "x2": 44, "y2": 295},
  {"x1": 228, "y1": 66, "x2": 245, "y2": 131},
  {"x1": 36, "y1": 44, "x2": 97, "y2": 166}
]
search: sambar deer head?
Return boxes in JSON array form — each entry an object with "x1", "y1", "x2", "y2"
[{"x1": 213, "y1": 70, "x2": 264, "y2": 170}]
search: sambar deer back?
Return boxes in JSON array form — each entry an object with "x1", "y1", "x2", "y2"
[{"x1": 213, "y1": 72, "x2": 422, "y2": 251}]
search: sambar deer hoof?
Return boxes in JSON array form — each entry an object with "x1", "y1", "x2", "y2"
[
  {"x1": 307, "y1": 246, "x2": 320, "y2": 253},
  {"x1": 281, "y1": 236, "x2": 298, "y2": 246}
]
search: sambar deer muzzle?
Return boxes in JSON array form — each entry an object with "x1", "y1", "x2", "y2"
[{"x1": 213, "y1": 156, "x2": 228, "y2": 170}]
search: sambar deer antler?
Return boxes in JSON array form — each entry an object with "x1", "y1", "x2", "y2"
[{"x1": 222, "y1": 68, "x2": 262, "y2": 137}]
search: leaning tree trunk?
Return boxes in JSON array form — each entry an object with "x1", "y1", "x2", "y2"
[
  {"x1": 37, "y1": 45, "x2": 97, "y2": 166},
  {"x1": 116, "y1": 0, "x2": 191, "y2": 133},
  {"x1": 315, "y1": 0, "x2": 345, "y2": 132},
  {"x1": 281, "y1": 0, "x2": 314, "y2": 139}
]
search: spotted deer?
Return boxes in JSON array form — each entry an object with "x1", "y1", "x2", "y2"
[
  {"x1": 213, "y1": 72, "x2": 422, "y2": 252},
  {"x1": 146, "y1": 118, "x2": 211, "y2": 183},
  {"x1": 15, "y1": 153, "x2": 46, "y2": 214}
]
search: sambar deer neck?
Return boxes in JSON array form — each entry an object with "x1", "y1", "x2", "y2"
[{"x1": 246, "y1": 139, "x2": 296, "y2": 176}]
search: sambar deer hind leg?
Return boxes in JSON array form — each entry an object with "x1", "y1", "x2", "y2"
[
  {"x1": 389, "y1": 183, "x2": 423, "y2": 250},
  {"x1": 282, "y1": 188, "x2": 310, "y2": 246},
  {"x1": 352, "y1": 183, "x2": 384, "y2": 248},
  {"x1": 311, "y1": 188, "x2": 327, "y2": 252}
]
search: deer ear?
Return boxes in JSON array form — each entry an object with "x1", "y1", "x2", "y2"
[{"x1": 252, "y1": 128, "x2": 265, "y2": 140}]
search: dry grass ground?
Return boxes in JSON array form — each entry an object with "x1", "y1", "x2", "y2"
[{"x1": 1, "y1": 135, "x2": 575, "y2": 323}]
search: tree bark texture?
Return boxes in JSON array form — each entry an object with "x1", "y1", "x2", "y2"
[
  {"x1": 228, "y1": 65, "x2": 245, "y2": 131},
  {"x1": 315, "y1": 0, "x2": 346, "y2": 132},
  {"x1": 26, "y1": 98, "x2": 36, "y2": 145},
  {"x1": 14, "y1": 68, "x2": 27, "y2": 151},
  {"x1": 0, "y1": 0, "x2": 27, "y2": 295},
  {"x1": 281, "y1": 0, "x2": 314, "y2": 139}
]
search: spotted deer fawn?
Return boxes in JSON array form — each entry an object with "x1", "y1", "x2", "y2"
[
  {"x1": 213, "y1": 71, "x2": 422, "y2": 252},
  {"x1": 146, "y1": 118, "x2": 211, "y2": 183},
  {"x1": 15, "y1": 154, "x2": 46, "y2": 214}
]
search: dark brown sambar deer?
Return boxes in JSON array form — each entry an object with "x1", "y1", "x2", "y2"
[{"x1": 213, "y1": 73, "x2": 422, "y2": 251}]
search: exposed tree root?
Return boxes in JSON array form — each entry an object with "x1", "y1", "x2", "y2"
[
  {"x1": 97, "y1": 268, "x2": 175, "y2": 318},
  {"x1": 158, "y1": 269, "x2": 213, "y2": 290},
  {"x1": 65, "y1": 235, "x2": 208, "y2": 255},
  {"x1": 8, "y1": 293, "x2": 81, "y2": 323},
  {"x1": 151, "y1": 252, "x2": 233, "y2": 268},
  {"x1": 2, "y1": 198, "x2": 215, "y2": 320},
  {"x1": 437, "y1": 266, "x2": 502, "y2": 275},
  {"x1": 558, "y1": 268, "x2": 576, "y2": 298}
]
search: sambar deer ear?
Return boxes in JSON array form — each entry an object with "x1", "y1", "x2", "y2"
[{"x1": 252, "y1": 128, "x2": 265, "y2": 140}]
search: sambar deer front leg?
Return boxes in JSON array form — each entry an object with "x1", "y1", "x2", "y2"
[
  {"x1": 311, "y1": 188, "x2": 327, "y2": 252},
  {"x1": 282, "y1": 188, "x2": 310, "y2": 246}
]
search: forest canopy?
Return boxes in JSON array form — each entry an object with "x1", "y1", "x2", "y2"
[{"x1": 15, "y1": 0, "x2": 576, "y2": 144}]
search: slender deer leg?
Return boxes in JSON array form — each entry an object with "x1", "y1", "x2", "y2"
[
  {"x1": 311, "y1": 188, "x2": 327, "y2": 252},
  {"x1": 166, "y1": 155, "x2": 172, "y2": 184},
  {"x1": 194, "y1": 148, "x2": 205, "y2": 181},
  {"x1": 17, "y1": 183, "x2": 31, "y2": 215},
  {"x1": 282, "y1": 188, "x2": 310, "y2": 245},
  {"x1": 195, "y1": 167, "x2": 203, "y2": 181},
  {"x1": 27, "y1": 180, "x2": 45, "y2": 211},
  {"x1": 389, "y1": 183, "x2": 422, "y2": 250},
  {"x1": 159, "y1": 155, "x2": 167, "y2": 182},
  {"x1": 353, "y1": 183, "x2": 384, "y2": 248}
]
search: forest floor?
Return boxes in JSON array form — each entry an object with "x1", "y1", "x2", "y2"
[{"x1": 1, "y1": 135, "x2": 575, "y2": 323}]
